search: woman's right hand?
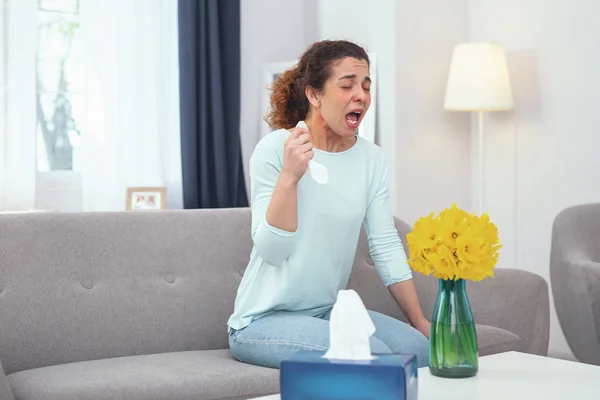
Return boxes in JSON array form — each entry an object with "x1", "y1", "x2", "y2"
[{"x1": 281, "y1": 127, "x2": 314, "y2": 184}]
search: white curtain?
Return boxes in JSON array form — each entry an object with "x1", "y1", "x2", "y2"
[
  {"x1": 0, "y1": 0, "x2": 5, "y2": 209},
  {"x1": 79, "y1": 0, "x2": 182, "y2": 211},
  {"x1": 0, "y1": 0, "x2": 37, "y2": 211}
]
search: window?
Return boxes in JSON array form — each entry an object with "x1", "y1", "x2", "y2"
[
  {"x1": 35, "y1": 0, "x2": 82, "y2": 172},
  {"x1": 3, "y1": 0, "x2": 180, "y2": 212}
]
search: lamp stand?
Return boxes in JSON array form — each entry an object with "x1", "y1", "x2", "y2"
[{"x1": 478, "y1": 110, "x2": 484, "y2": 215}]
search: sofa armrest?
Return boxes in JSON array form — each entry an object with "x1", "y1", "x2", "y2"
[
  {"x1": 469, "y1": 268, "x2": 550, "y2": 355},
  {"x1": 0, "y1": 360, "x2": 14, "y2": 400},
  {"x1": 414, "y1": 268, "x2": 550, "y2": 356}
]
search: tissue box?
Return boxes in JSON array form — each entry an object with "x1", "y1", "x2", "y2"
[{"x1": 280, "y1": 351, "x2": 417, "y2": 400}]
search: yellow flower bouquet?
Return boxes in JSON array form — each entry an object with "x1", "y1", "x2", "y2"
[
  {"x1": 406, "y1": 203, "x2": 502, "y2": 378},
  {"x1": 406, "y1": 203, "x2": 501, "y2": 282}
]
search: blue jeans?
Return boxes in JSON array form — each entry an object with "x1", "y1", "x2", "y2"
[{"x1": 228, "y1": 309, "x2": 429, "y2": 369}]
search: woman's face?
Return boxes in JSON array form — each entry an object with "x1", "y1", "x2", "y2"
[{"x1": 308, "y1": 57, "x2": 371, "y2": 137}]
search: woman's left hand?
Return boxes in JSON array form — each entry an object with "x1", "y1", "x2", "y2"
[{"x1": 415, "y1": 319, "x2": 431, "y2": 339}]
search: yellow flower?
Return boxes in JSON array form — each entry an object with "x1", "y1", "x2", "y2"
[
  {"x1": 470, "y1": 213, "x2": 500, "y2": 246},
  {"x1": 406, "y1": 203, "x2": 501, "y2": 282},
  {"x1": 439, "y1": 203, "x2": 470, "y2": 241},
  {"x1": 411, "y1": 212, "x2": 439, "y2": 249},
  {"x1": 426, "y1": 244, "x2": 458, "y2": 281},
  {"x1": 456, "y1": 234, "x2": 487, "y2": 264},
  {"x1": 406, "y1": 232, "x2": 432, "y2": 275}
]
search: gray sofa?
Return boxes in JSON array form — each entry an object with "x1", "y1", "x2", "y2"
[
  {"x1": 0, "y1": 208, "x2": 549, "y2": 400},
  {"x1": 550, "y1": 203, "x2": 600, "y2": 365}
]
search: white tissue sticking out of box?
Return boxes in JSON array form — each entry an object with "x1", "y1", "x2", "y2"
[
  {"x1": 295, "y1": 121, "x2": 328, "y2": 184},
  {"x1": 323, "y1": 289, "x2": 376, "y2": 361}
]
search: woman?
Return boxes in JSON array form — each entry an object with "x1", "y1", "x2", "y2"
[{"x1": 227, "y1": 40, "x2": 430, "y2": 369}]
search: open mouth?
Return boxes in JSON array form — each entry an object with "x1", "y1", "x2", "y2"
[{"x1": 345, "y1": 111, "x2": 362, "y2": 128}]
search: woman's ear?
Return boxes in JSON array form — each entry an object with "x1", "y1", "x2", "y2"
[{"x1": 305, "y1": 86, "x2": 321, "y2": 108}]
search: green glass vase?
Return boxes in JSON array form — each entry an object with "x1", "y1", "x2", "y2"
[{"x1": 429, "y1": 278, "x2": 479, "y2": 378}]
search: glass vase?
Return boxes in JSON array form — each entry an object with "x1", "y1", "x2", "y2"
[{"x1": 429, "y1": 278, "x2": 479, "y2": 378}]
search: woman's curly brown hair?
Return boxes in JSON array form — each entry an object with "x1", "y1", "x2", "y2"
[{"x1": 264, "y1": 40, "x2": 370, "y2": 131}]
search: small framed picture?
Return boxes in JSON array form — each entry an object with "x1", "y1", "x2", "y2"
[{"x1": 126, "y1": 187, "x2": 166, "y2": 211}]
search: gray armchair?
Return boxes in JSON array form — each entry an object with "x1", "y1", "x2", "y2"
[{"x1": 550, "y1": 203, "x2": 600, "y2": 365}]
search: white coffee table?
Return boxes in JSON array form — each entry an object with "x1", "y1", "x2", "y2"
[{"x1": 252, "y1": 351, "x2": 600, "y2": 399}]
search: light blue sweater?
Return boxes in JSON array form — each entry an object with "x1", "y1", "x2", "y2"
[{"x1": 227, "y1": 129, "x2": 412, "y2": 331}]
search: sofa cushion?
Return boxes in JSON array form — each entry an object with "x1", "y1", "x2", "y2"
[
  {"x1": 477, "y1": 324, "x2": 523, "y2": 356},
  {"x1": 7, "y1": 328, "x2": 521, "y2": 400},
  {"x1": 8, "y1": 350, "x2": 278, "y2": 400}
]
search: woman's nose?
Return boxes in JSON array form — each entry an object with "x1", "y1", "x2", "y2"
[{"x1": 353, "y1": 89, "x2": 367, "y2": 103}]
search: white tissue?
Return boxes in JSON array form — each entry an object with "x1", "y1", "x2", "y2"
[
  {"x1": 295, "y1": 121, "x2": 328, "y2": 184},
  {"x1": 323, "y1": 290, "x2": 376, "y2": 361}
]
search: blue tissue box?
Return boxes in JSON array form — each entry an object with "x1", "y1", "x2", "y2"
[{"x1": 280, "y1": 351, "x2": 418, "y2": 400}]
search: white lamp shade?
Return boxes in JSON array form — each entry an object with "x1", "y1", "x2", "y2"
[{"x1": 444, "y1": 42, "x2": 513, "y2": 111}]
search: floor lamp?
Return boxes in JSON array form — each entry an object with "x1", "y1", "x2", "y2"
[{"x1": 444, "y1": 42, "x2": 513, "y2": 214}]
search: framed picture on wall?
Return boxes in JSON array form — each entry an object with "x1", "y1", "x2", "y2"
[
  {"x1": 259, "y1": 52, "x2": 377, "y2": 144},
  {"x1": 126, "y1": 187, "x2": 166, "y2": 211}
]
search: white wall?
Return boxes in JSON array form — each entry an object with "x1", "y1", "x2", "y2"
[
  {"x1": 315, "y1": 1, "x2": 472, "y2": 221},
  {"x1": 241, "y1": 1, "x2": 471, "y2": 221},
  {"x1": 394, "y1": 0, "x2": 471, "y2": 225},
  {"x1": 470, "y1": 0, "x2": 600, "y2": 360},
  {"x1": 240, "y1": 0, "x2": 318, "y2": 196},
  {"x1": 317, "y1": 0, "x2": 400, "y2": 213},
  {"x1": 244, "y1": 0, "x2": 597, "y2": 359}
]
